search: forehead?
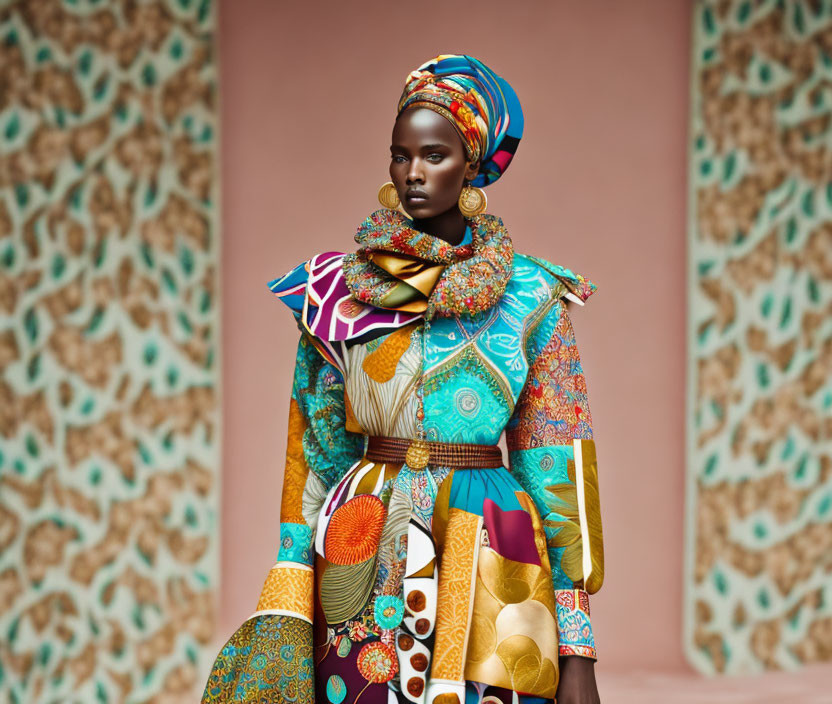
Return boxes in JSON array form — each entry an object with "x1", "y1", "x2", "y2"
[{"x1": 391, "y1": 107, "x2": 462, "y2": 148}]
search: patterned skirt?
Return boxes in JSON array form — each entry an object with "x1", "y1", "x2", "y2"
[{"x1": 306, "y1": 457, "x2": 560, "y2": 704}]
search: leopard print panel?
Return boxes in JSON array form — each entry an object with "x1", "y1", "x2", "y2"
[
  {"x1": 686, "y1": 0, "x2": 832, "y2": 675},
  {"x1": 0, "y1": 1, "x2": 219, "y2": 701}
]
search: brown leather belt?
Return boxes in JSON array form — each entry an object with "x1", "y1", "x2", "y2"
[{"x1": 365, "y1": 435, "x2": 504, "y2": 470}]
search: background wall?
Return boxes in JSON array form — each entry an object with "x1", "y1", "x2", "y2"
[
  {"x1": 0, "y1": 1, "x2": 220, "y2": 702},
  {"x1": 218, "y1": 0, "x2": 691, "y2": 673},
  {"x1": 685, "y1": 0, "x2": 832, "y2": 676}
]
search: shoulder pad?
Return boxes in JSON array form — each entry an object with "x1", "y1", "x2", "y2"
[{"x1": 521, "y1": 253, "x2": 598, "y2": 306}]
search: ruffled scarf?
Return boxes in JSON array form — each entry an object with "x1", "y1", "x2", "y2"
[{"x1": 342, "y1": 209, "x2": 514, "y2": 319}]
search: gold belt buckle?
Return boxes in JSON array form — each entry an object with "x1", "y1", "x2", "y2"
[{"x1": 405, "y1": 439, "x2": 430, "y2": 469}]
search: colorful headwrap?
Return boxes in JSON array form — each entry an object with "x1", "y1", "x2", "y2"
[{"x1": 397, "y1": 54, "x2": 524, "y2": 188}]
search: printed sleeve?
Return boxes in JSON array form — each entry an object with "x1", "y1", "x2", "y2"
[
  {"x1": 202, "y1": 332, "x2": 364, "y2": 703},
  {"x1": 505, "y1": 297, "x2": 604, "y2": 661}
]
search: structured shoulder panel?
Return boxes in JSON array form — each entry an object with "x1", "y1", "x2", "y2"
[
  {"x1": 517, "y1": 253, "x2": 598, "y2": 307},
  {"x1": 266, "y1": 252, "x2": 422, "y2": 344}
]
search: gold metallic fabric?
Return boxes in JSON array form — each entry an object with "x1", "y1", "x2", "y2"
[
  {"x1": 431, "y1": 509, "x2": 481, "y2": 682},
  {"x1": 280, "y1": 399, "x2": 310, "y2": 524},
  {"x1": 368, "y1": 251, "x2": 445, "y2": 313},
  {"x1": 256, "y1": 563, "x2": 314, "y2": 623},
  {"x1": 465, "y1": 547, "x2": 558, "y2": 696},
  {"x1": 544, "y1": 439, "x2": 604, "y2": 594}
]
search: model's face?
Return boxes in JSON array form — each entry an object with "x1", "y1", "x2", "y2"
[{"x1": 390, "y1": 107, "x2": 478, "y2": 219}]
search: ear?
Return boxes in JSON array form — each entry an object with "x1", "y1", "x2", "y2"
[{"x1": 464, "y1": 160, "x2": 480, "y2": 182}]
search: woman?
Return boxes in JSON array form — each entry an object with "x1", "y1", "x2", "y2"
[{"x1": 204, "y1": 54, "x2": 604, "y2": 704}]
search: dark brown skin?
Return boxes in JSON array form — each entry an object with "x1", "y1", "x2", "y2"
[
  {"x1": 389, "y1": 107, "x2": 478, "y2": 245},
  {"x1": 390, "y1": 107, "x2": 602, "y2": 704},
  {"x1": 558, "y1": 654, "x2": 601, "y2": 704}
]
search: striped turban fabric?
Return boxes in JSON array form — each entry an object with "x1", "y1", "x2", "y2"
[{"x1": 397, "y1": 54, "x2": 524, "y2": 188}]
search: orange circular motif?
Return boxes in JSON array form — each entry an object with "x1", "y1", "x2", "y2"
[
  {"x1": 325, "y1": 495, "x2": 386, "y2": 565},
  {"x1": 356, "y1": 641, "x2": 398, "y2": 683}
]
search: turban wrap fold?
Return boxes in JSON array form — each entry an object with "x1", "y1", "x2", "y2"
[{"x1": 397, "y1": 54, "x2": 524, "y2": 188}]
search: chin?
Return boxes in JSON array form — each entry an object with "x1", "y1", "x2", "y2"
[
  {"x1": 403, "y1": 205, "x2": 435, "y2": 219},
  {"x1": 406, "y1": 203, "x2": 456, "y2": 220}
]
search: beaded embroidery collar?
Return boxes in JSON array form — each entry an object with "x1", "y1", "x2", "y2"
[{"x1": 342, "y1": 208, "x2": 514, "y2": 318}]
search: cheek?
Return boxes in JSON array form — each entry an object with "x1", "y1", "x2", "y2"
[
  {"x1": 432, "y1": 163, "x2": 466, "y2": 191},
  {"x1": 389, "y1": 163, "x2": 406, "y2": 186}
]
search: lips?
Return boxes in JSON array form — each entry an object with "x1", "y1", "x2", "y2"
[{"x1": 406, "y1": 189, "x2": 429, "y2": 203}]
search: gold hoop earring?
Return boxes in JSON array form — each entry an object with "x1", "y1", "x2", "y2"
[
  {"x1": 458, "y1": 184, "x2": 487, "y2": 217},
  {"x1": 378, "y1": 181, "x2": 400, "y2": 210}
]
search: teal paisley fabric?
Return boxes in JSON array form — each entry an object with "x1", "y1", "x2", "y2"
[{"x1": 291, "y1": 333, "x2": 366, "y2": 490}]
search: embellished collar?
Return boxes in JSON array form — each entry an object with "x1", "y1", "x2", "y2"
[{"x1": 342, "y1": 208, "x2": 514, "y2": 318}]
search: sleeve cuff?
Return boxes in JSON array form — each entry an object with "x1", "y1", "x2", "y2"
[
  {"x1": 555, "y1": 588, "x2": 597, "y2": 660},
  {"x1": 255, "y1": 562, "x2": 314, "y2": 622}
]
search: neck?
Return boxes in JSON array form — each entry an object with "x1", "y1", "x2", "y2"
[{"x1": 412, "y1": 207, "x2": 466, "y2": 246}]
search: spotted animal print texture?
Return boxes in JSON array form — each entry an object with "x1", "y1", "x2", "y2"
[
  {"x1": 685, "y1": 0, "x2": 832, "y2": 675},
  {"x1": 0, "y1": 0, "x2": 220, "y2": 701}
]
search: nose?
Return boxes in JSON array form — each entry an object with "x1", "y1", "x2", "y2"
[{"x1": 406, "y1": 157, "x2": 425, "y2": 185}]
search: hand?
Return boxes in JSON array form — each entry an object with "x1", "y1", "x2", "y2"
[{"x1": 555, "y1": 655, "x2": 601, "y2": 704}]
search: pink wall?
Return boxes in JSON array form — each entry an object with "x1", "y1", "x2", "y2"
[{"x1": 218, "y1": 0, "x2": 691, "y2": 672}]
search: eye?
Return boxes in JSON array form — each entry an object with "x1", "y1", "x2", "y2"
[
  {"x1": 426, "y1": 153, "x2": 444, "y2": 162},
  {"x1": 391, "y1": 155, "x2": 407, "y2": 164}
]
